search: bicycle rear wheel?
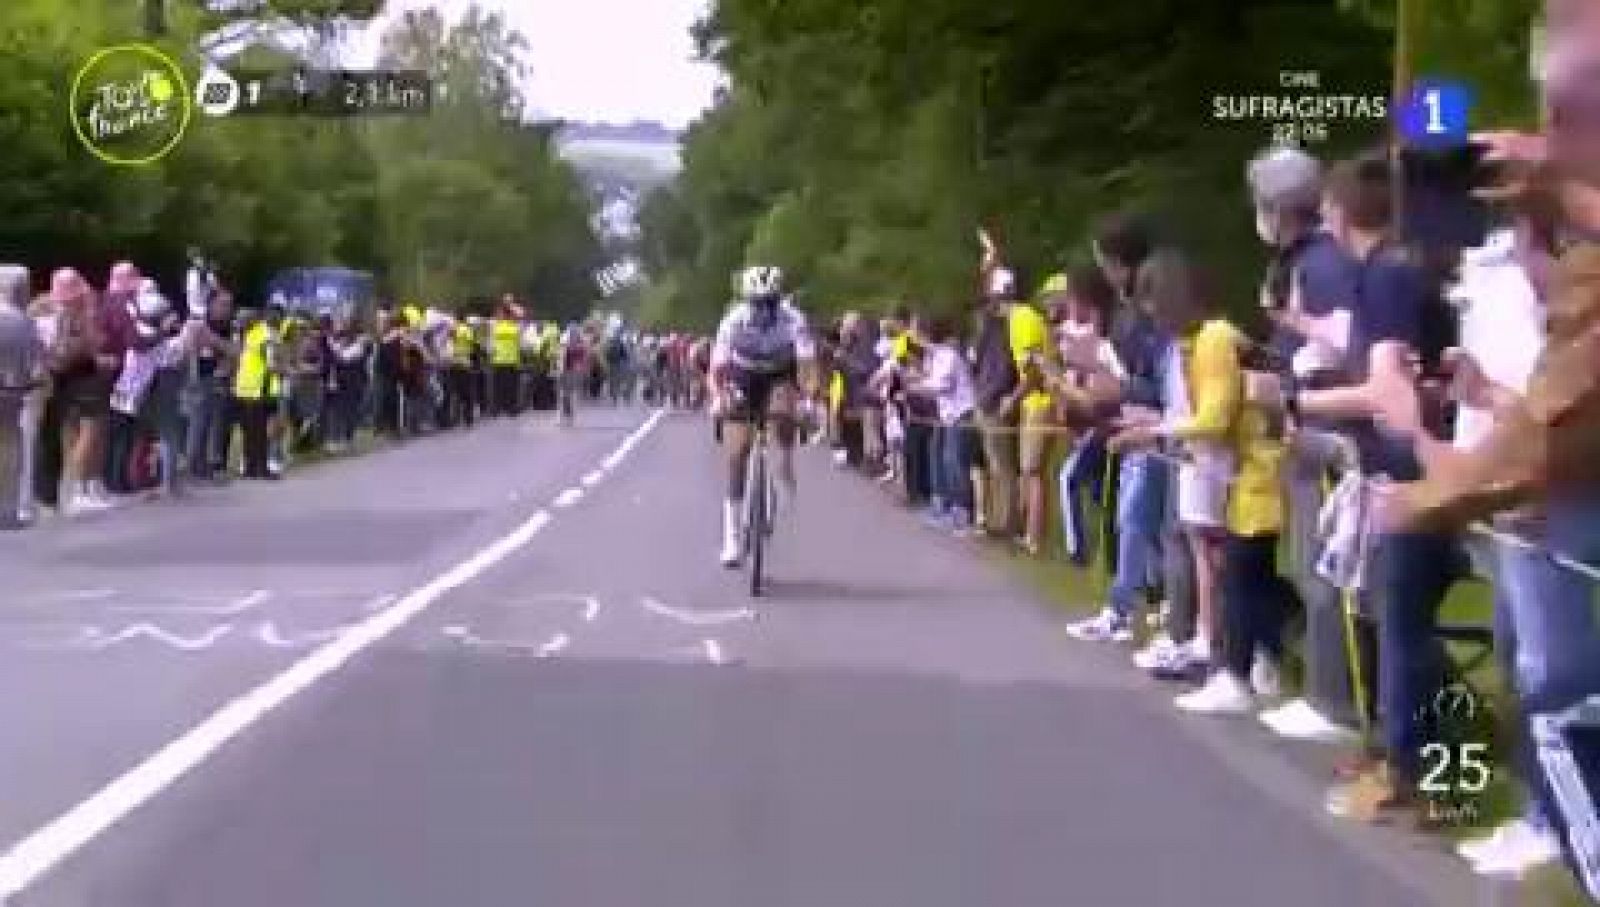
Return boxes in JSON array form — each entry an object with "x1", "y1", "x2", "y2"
[{"x1": 747, "y1": 445, "x2": 767, "y2": 597}]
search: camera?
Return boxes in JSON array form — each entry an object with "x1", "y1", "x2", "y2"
[{"x1": 1397, "y1": 142, "x2": 1497, "y2": 251}]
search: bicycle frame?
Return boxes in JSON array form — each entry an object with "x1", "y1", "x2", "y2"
[{"x1": 738, "y1": 393, "x2": 778, "y2": 597}]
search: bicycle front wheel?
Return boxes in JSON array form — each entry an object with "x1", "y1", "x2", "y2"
[{"x1": 747, "y1": 446, "x2": 767, "y2": 597}]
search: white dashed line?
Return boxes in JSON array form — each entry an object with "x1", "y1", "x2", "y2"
[
  {"x1": 0, "y1": 408, "x2": 666, "y2": 901},
  {"x1": 553, "y1": 487, "x2": 584, "y2": 508},
  {"x1": 580, "y1": 470, "x2": 605, "y2": 487},
  {"x1": 536, "y1": 633, "x2": 571, "y2": 658}
]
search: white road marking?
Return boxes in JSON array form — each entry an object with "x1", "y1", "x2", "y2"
[
  {"x1": 601, "y1": 451, "x2": 625, "y2": 471},
  {"x1": 553, "y1": 487, "x2": 584, "y2": 508},
  {"x1": 16, "y1": 589, "x2": 119, "y2": 608},
  {"x1": 580, "y1": 470, "x2": 605, "y2": 487},
  {"x1": 256, "y1": 622, "x2": 346, "y2": 650},
  {"x1": 503, "y1": 592, "x2": 602, "y2": 623},
  {"x1": 0, "y1": 408, "x2": 665, "y2": 900},
  {"x1": 640, "y1": 596, "x2": 755, "y2": 627},
  {"x1": 536, "y1": 633, "x2": 570, "y2": 658},
  {"x1": 15, "y1": 628, "x2": 103, "y2": 652},
  {"x1": 53, "y1": 589, "x2": 118, "y2": 603},
  {"x1": 110, "y1": 590, "x2": 269, "y2": 616},
  {"x1": 88, "y1": 623, "x2": 234, "y2": 652},
  {"x1": 363, "y1": 594, "x2": 397, "y2": 613},
  {"x1": 702, "y1": 639, "x2": 725, "y2": 665}
]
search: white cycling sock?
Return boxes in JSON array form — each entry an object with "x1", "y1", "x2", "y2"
[{"x1": 723, "y1": 498, "x2": 742, "y2": 541}]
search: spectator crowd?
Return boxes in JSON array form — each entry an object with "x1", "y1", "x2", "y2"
[
  {"x1": 813, "y1": 4, "x2": 1600, "y2": 893},
  {"x1": 0, "y1": 262, "x2": 707, "y2": 527}
]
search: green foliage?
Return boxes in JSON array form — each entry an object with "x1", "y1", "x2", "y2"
[
  {"x1": 641, "y1": 0, "x2": 1545, "y2": 327},
  {"x1": 0, "y1": 0, "x2": 600, "y2": 317}
]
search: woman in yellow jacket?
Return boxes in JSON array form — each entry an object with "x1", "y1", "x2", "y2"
[{"x1": 1111, "y1": 252, "x2": 1291, "y2": 714}]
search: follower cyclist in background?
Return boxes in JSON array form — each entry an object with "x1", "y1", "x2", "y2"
[{"x1": 709, "y1": 265, "x2": 819, "y2": 568}]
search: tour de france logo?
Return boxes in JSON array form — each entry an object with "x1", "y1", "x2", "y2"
[{"x1": 70, "y1": 44, "x2": 193, "y2": 166}]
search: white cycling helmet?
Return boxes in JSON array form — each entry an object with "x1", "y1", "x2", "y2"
[{"x1": 738, "y1": 265, "x2": 784, "y2": 301}]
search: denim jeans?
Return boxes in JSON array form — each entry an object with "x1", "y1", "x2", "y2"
[
  {"x1": 1057, "y1": 431, "x2": 1107, "y2": 565},
  {"x1": 1285, "y1": 429, "x2": 1362, "y2": 728},
  {"x1": 903, "y1": 417, "x2": 935, "y2": 507},
  {"x1": 1108, "y1": 452, "x2": 1167, "y2": 620},
  {"x1": 1373, "y1": 531, "x2": 1466, "y2": 780},
  {"x1": 105, "y1": 410, "x2": 140, "y2": 493},
  {"x1": 934, "y1": 417, "x2": 976, "y2": 516},
  {"x1": 324, "y1": 375, "x2": 364, "y2": 445},
  {"x1": 148, "y1": 368, "x2": 185, "y2": 494},
  {"x1": 0, "y1": 395, "x2": 22, "y2": 527},
  {"x1": 1499, "y1": 496, "x2": 1600, "y2": 846},
  {"x1": 185, "y1": 378, "x2": 226, "y2": 479}
]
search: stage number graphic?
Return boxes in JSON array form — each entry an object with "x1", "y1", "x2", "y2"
[{"x1": 196, "y1": 66, "x2": 241, "y2": 118}]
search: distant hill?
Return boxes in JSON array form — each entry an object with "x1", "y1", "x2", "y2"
[
  {"x1": 558, "y1": 121, "x2": 681, "y2": 144},
  {"x1": 556, "y1": 120, "x2": 683, "y2": 244}
]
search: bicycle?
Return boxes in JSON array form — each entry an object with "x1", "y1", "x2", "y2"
[{"x1": 722, "y1": 385, "x2": 780, "y2": 596}]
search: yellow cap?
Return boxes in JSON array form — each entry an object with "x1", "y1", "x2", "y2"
[{"x1": 1038, "y1": 272, "x2": 1069, "y2": 298}]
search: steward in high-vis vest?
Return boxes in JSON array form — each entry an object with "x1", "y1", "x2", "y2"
[
  {"x1": 232, "y1": 303, "x2": 285, "y2": 480},
  {"x1": 490, "y1": 303, "x2": 523, "y2": 417},
  {"x1": 444, "y1": 317, "x2": 478, "y2": 428}
]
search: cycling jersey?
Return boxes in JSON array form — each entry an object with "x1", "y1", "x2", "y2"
[{"x1": 711, "y1": 299, "x2": 816, "y2": 375}]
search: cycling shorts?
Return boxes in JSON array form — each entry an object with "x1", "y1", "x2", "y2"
[{"x1": 724, "y1": 363, "x2": 797, "y2": 423}]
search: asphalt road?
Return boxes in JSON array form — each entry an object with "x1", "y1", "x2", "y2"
[{"x1": 0, "y1": 405, "x2": 1487, "y2": 906}]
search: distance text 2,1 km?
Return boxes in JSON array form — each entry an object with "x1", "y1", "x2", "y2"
[{"x1": 226, "y1": 69, "x2": 433, "y2": 117}]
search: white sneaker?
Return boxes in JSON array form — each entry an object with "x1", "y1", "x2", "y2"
[
  {"x1": 69, "y1": 493, "x2": 110, "y2": 514},
  {"x1": 1175, "y1": 672, "x2": 1255, "y2": 715},
  {"x1": 1461, "y1": 820, "x2": 1562, "y2": 876},
  {"x1": 832, "y1": 448, "x2": 849, "y2": 467},
  {"x1": 1258, "y1": 699, "x2": 1359, "y2": 745},
  {"x1": 1066, "y1": 609, "x2": 1134, "y2": 643},
  {"x1": 1250, "y1": 653, "x2": 1283, "y2": 699},
  {"x1": 87, "y1": 481, "x2": 115, "y2": 506},
  {"x1": 1133, "y1": 634, "x2": 1177, "y2": 670}
]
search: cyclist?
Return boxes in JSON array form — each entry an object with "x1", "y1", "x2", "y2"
[{"x1": 709, "y1": 266, "x2": 818, "y2": 568}]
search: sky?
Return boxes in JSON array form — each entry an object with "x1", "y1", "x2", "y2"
[{"x1": 358, "y1": 0, "x2": 721, "y2": 128}]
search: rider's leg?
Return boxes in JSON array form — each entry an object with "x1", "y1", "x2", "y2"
[
  {"x1": 767, "y1": 384, "x2": 799, "y2": 493},
  {"x1": 721, "y1": 419, "x2": 753, "y2": 565}
]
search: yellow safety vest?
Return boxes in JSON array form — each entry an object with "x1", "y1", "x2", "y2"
[
  {"x1": 234, "y1": 322, "x2": 275, "y2": 401},
  {"x1": 491, "y1": 319, "x2": 522, "y2": 367},
  {"x1": 453, "y1": 324, "x2": 476, "y2": 365}
]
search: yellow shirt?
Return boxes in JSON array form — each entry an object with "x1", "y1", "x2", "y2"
[
  {"x1": 234, "y1": 322, "x2": 275, "y2": 401},
  {"x1": 490, "y1": 319, "x2": 521, "y2": 367},
  {"x1": 891, "y1": 331, "x2": 912, "y2": 364},
  {"x1": 1007, "y1": 303, "x2": 1053, "y2": 415},
  {"x1": 1168, "y1": 319, "x2": 1284, "y2": 536},
  {"x1": 453, "y1": 324, "x2": 476, "y2": 365}
]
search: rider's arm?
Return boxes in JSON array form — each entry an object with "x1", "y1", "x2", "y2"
[
  {"x1": 708, "y1": 310, "x2": 739, "y2": 399},
  {"x1": 792, "y1": 313, "x2": 821, "y2": 399}
]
